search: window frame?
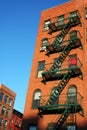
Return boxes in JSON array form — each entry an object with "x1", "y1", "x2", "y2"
[
  {"x1": 69, "y1": 54, "x2": 77, "y2": 68},
  {"x1": 40, "y1": 38, "x2": 48, "y2": 52},
  {"x1": 43, "y1": 19, "x2": 51, "y2": 31},
  {"x1": 70, "y1": 11, "x2": 77, "y2": 18},
  {"x1": 67, "y1": 85, "x2": 77, "y2": 104},
  {"x1": 0, "y1": 92, "x2": 4, "y2": 101},
  {"x1": 32, "y1": 89, "x2": 41, "y2": 109},
  {"x1": 58, "y1": 15, "x2": 64, "y2": 26},
  {"x1": 37, "y1": 61, "x2": 45, "y2": 78}
]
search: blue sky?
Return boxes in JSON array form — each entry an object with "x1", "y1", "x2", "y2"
[{"x1": 0, "y1": 0, "x2": 70, "y2": 113}]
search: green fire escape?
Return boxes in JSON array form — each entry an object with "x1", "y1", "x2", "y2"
[{"x1": 38, "y1": 11, "x2": 84, "y2": 130}]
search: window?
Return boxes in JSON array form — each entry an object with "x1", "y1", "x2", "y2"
[
  {"x1": 67, "y1": 124, "x2": 76, "y2": 130},
  {"x1": 44, "y1": 20, "x2": 50, "y2": 31},
  {"x1": 0, "y1": 92, "x2": 4, "y2": 101},
  {"x1": 4, "y1": 95, "x2": 8, "y2": 104},
  {"x1": 8, "y1": 98, "x2": 13, "y2": 106},
  {"x1": 69, "y1": 54, "x2": 77, "y2": 68},
  {"x1": 1, "y1": 106, "x2": 6, "y2": 115},
  {"x1": 3, "y1": 120, "x2": 8, "y2": 130},
  {"x1": 6, "y1": 109, "x2": 10, "y2": 117},
  {"x1": 32, "y1": 89, "x2": 41, "y2": 109},
  {"x1": 40, "y1": 38, "x2": 48, "y2": 52},
  {"x1": 29, "y1": 126, "x2": 37, "y2": 130},
  {"x1": 37, "y1": 61, "x2": 45, "y2": 78},
  {"x1": 67, "y1": 85, "x2": 77, "y2": 104},
  {"x1": 70, "y1": 30, "x2": 77, "y2": 39},
  {"x1": 70, "y1": 11, "x2": 77, "y2": 18},
  {"x1": 58, "y1": 15, "x2": 64, "y2": 25},
  {"x1": 0, "y1": 118, "x2": 3, "y2": 128}
]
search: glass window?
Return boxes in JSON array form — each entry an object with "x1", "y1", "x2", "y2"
[
  {"x1": 1, "y1": 106, "x2": 6, "y2": 115},
  {"x1": 29, "y1": 126, "x2": 37, "y2": 130},
  {"x1": 70, "y1": 11, "x2": 77, "y2": 17},
  {"x1": 0, "y1": 92, "x2": 4, "y2": 101},
  {"x1": 32, "y1": 89, "x2": 41, "y2": 109},
  {"x1": 8, "y1": 98, "x2": 13, "y2": 106},
  {"x1": 44, "y1": 20, "x2": 50, "y2": 31},
  {"x1": 40, "y1": 38, "x2": 48, "y2": 52},
  {"x1": 4, "y1": 95, "x2": 8, "y2": 104},
  {"x1": 0, "y1": 118, "x2": 3, "y2": 128},
  {"x1": 70, "y1": 30, "x2": 77, "y2": 39},
  {"x1": 67, "y1": 125, "x2": 76, "y2": 130},
  {"x1": 69, "y1": 54, "x2": 77, "y2": 68},
  {"x1": 6, "y1": 109, "x2": 10, "y2": 117},
  {"x1": 58, "y1": 15, "x2": 64, "y2": 25},
  {"x1": 37, "y1": 61, "x2": 45, "y2": 78},
  {"x1": 3, "y1": 120, "x2": 8, "y2": 130},
  {"x1": 67, "y1": 85, "x2": 77, "y2": 104}
]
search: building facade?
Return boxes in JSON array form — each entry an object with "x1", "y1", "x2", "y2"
[
  {"x1": 22, "y1": 0, "x2": 87, "y2": 130},
  {"x1": 0, "y1": 84, "x2": 16, "y2": 130},
  {"x1": 9, "y1": 109, "x2": 23, "y2": 130}
]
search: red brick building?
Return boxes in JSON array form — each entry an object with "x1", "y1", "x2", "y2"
[
  {"x1": 22, "y1": 0, "x2": 87, "y2": 129},
  {"x1": 0, "y1": 84, "x2": 16, "y2": 130},
  {"x1": 9, "y1": 109, "x2": 23, "y2": 130}
]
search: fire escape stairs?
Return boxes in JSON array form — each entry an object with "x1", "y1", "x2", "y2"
[
  {"x1": 42, "y1": 38, "x2": 82, "y2": 83},
  {"x1": 47, "y1": 104, "x2": 84, "y2": 130},
  {"x1": 46, "y1": 15, "x2": 81, "y2": 55},
  {"x1": 37, "y1": 13, "x2": 83, "y2": 130}
]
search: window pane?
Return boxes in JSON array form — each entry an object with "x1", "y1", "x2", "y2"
[
  {"x1": 8, "y1": 98, "x2": 13, "y2": 106},
  {"x1": 30, "y1": 126, "x2": 37, "y2": 130},
  {"x1": 3, "y1": 120, "x2": 8, "y2": 129},
  {"x1": 44, "y1": 20, "x2": 50, "y2": 27},
  {"x1": 4, "y1": 95, "x2": 8, "y2": 104},
  {"x1": 38, "y1": 61, "x2": 45, "y2": 71},
  {"x1": 41, "y1": 38, "x2": 48, "y2": 47},
  {"x1": 0, "y1": 92, "x2": 4, "y2": 101},
  {"x1": 69, "y1": 54, "x2": 77, "y2": 68},
  {"x1": 44, "y1": 20, "x2": 50, "y2": 31},
  {"x1": 32, "y1": 90, "x2": 41, "y2": 108},
  {"x1": 0, "y1": 118, "x2": 3, "y2": 128},
  {"x1": 67, "y1": 125, "x2": 76, "y2": 130},
  {"x1": 70, "y1": 31, "x2": 77, "y2": 39},
  {"x1": 58, "y1": 15, "x2": 64, "y2": 25},
  {"x1": 1, "y1": 106, "x2": 6, "y2": 115},
  {"x1": 67, "y1": 86, "x2": 77, "y2": 104},
  {"x1": 70, "y1": 11, "x2": 77, "y2": 17},
  {"x1": 6, "y1": 109, "x2": 10, "y2": 117}
]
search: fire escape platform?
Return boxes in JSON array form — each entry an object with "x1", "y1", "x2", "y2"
[
  {"x1": 42, "y1": 67, "x2": 82, "y2": 83},
  {"x1": 38, "y1": 103, "x2": 83, "y2": 115},
  {"x1": 46, "y1": 37, "x2": 82, "y2": 55}
]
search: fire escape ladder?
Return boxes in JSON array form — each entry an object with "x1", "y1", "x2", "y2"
[
  {"x1": 46, "y1": 15, "x2": 81, "y2": 54},
  {"x1": 45, "y1": 70, "x2": 72, "y2": 105},
  {"x1": 52, "y1": 108, "x2": 71, "y2": 130},
  {"x1": 42, "y1": 40, "x2": 74, "y2": 82},
  {"x1": 50, "y1": 41, "x2": 72, "y2": 72},
  {"x1": 47, "y1": 103, "x2": 84, "y2": 130}
]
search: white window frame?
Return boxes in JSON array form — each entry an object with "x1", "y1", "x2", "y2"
[{"x1": 43, "y1": 20, "x2": 51, "y2": 31}]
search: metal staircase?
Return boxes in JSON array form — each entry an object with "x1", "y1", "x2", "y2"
[
  {"x1": 47, "y1": 103, "x2": 84, "y2": 130},
  {"x1": 38, "y1": 11, "x2": 84, "y2": 130},
  {"x1": 45, "y1": 70, "x2": 72, "y2": 105},
  {"x1": 42, "y1": 67, "x2": 82, "y2": 106},
  {"x1": 42, "y1": 37, "x2": 82, "y2": 83},
  {"x1": 46, "y1": 15, "x2": 81, "y2": 55}
]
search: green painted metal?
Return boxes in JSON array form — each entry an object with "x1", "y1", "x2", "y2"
[
  {"x1": 46, "y1": 103, "x2": 84, "y2": 130},
  {"x1": 46, "y1": 15, "x2": 81, "y2": 54},
  {"x1": 42, "y1": 38, "x2": 82, "y2": 82},
  {"x1": 38, "y1": 13, "x2": 84, "y2": 130}
]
